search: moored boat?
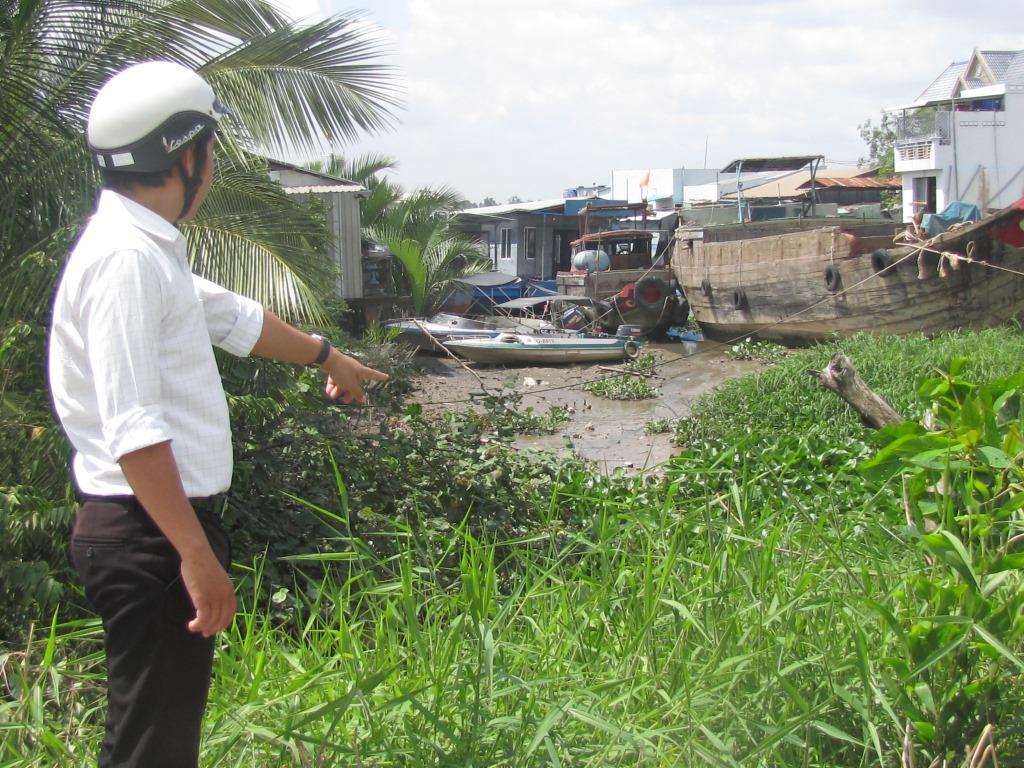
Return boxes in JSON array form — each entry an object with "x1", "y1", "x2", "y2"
[
  {"x1": 382, "y1": 313, "x2": 554, "y2": 351},
  {"x1": 671, "y1": 198, "x2": 1024, "y2": 344},
  {"x1": 556, "y1": 229, "x2": 686, "y2": 336},
  {"x1": 444, "y1": 332, "x2": 640, "y2": 365}
]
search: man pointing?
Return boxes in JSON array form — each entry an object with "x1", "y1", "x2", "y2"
[{"x1": 48, "y1": 61, "x2": 387, "y2": 767}]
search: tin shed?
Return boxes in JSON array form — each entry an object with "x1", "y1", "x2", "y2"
[{"x1": 268, "y1": 161, "x2": 367, "y2": 299}]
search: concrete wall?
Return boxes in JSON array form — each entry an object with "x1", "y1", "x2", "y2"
[
  {"x1": 612, "y1": 168, "x2": 722, "y2": 205},
  {"x1": 481, "y1": 213, "x2": 578, "y2": 279},
  {"x1": 897, "y1": 92, "x2": 1024, "y2": 221}
]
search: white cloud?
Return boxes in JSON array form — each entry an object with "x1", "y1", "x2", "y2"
[
  {"x1": 322, "y1": 0, "x2": 1023, "y2": 201},
  {"x1": 275, "y1": 0, "x2": 325, "y2": 24}
]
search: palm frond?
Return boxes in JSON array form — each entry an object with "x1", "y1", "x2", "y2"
[
  {"x1": 313, "y1": 152, "x2": 398, "y2": 185},
  {"x1": 187, "y1": 156, "x2": 336, "y2": 322},
  {"x1": 205, "y1": 11, "x2": 401, "y2": 156},
  {"x1": 368, "y1": 222, "x2": 489, "y2": 315},
  {"x1": 360, "y1": 177, "x2": 404, "y2": 230},
  {"x1": 1, "y1": 0, "x2": 400, "y2": 324}
]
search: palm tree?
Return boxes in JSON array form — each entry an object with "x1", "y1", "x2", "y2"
[
  {"x1": 310, "y1": 152, "x2": 491, "y2": 315},
  {"x1": 0, "y1": 0, "x2": 400, "y2": 323},
  {"x1": 0, "y1": 0, "x2": 401, "y2": 604},
  {"x1": 369, "y1": 219, "x2": 491, "y2": 316}
]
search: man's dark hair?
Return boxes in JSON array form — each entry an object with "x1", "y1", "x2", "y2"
[{"x1": 100, "y1": 131, "x2": 215, "y2": 192}]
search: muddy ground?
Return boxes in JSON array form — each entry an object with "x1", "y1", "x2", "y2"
[{"x1": 406, "y1": 341, "x2": 761, "y2": 474}]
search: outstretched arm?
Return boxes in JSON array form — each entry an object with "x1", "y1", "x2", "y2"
[{"x1": 250, "y1": 309, "x2": 388, "y2": 403}]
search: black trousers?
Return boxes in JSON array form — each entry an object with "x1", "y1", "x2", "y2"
[{"x1": 70, "y1": 496, "x2": 230, "y2": 768}]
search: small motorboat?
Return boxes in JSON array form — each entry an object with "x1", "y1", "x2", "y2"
[
  {"x1": 443, "y1": 332, "x2": 640, "y2": 365},
  {"x1": 382, "y1": 313, "x2": 554, "y2": 351}
]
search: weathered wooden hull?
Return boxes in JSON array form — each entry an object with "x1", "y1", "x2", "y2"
[
  {"x1": 556, "y1": 266, "x2": 685, "y2": 336},
  {"x1": 672, "y1": 207, "x2": 1024, "y2": 345}
]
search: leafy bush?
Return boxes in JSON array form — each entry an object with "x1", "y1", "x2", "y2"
[
  {"x1": 860, "y1": 360, "x2": 1024, "y2": 763},
  {"x1": 221, "y1": 346, "x2": 579, "y2": 596}
]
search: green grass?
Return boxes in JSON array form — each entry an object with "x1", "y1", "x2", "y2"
[
  {"x1": 677, "y1": 327, "x2": 1024, "y2": 445},
  {"x1": 4, "y1": 329, "x2": 1023, "y2": 766},
  {"x1": 4, "y1": 468, "x2": 914, "y2": 766}
]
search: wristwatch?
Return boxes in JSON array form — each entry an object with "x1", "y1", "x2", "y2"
[{"x1": 308, "y1": 334, "x2": 332, "y2": 367}]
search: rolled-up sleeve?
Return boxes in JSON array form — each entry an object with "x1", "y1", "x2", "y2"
[
  {"x1": 192, "y1": 275, "x2": 264, "y2": 356},
  {"x1": 79, "y1": 250, "x2": 173, "y2": 460}
]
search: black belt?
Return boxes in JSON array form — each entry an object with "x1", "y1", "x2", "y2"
[{"x1": 78, "y1": 493, "x2": 227, "y2": 518}]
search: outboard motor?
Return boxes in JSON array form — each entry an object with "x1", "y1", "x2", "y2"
[{"x1": 561, "y1": 305, "x2": 588, "y2": 330}]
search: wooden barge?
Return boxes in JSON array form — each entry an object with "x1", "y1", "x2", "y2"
[{"x1": 671, "y1": 199, "x2": 1024, "y2": 344}]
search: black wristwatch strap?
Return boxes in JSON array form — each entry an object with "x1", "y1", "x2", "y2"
[{"x1": 309, "y1": 334, "x2": 331, "y2": 367}]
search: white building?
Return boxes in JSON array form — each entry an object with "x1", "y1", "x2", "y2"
[
  {"x1": 611, "y1": 168, "x2": 723, "y2": 206},
  {"x1": 891, "y1": 48, "x2": 1024, "y2": 222}
]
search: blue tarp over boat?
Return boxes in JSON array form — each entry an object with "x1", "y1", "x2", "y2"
[
  {"x1": 922, "y1": 201, "x2": 981, "y2": 237},
  {"x1": 444, "y1": 273, "x2": 560, "y2": 312}
]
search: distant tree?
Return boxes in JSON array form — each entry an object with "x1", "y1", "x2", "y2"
[
  {"x1": 507, "y1": 195, "x2": 523, "y2": 204},
  {"x1": 859, "y1": 110, "x2": 900, "y2": 209},
  {"x1": 858, "y1": 110, "x2": 897, "y2": 177},
  {"x1": 481, "y1": 196, "x2": 498, "y2": 207}
]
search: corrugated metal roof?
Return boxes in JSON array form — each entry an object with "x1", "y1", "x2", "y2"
[
  {"x1": 796, "y1": 176, "x2": 900, "y2": 190},
  {"x1": 283, "y1": 183, "x2": 365, "y2": 194},
  {"x1": 722, "y1": 168, "x2": 880, "y2": 200},
  {"x1": 721, "y1": 156, "x2": 822, "y2": 173},
  {"x1": 268, "y1": 158, "x2": 358, "y2": 186},
  {"x1": 459, "y1": 198, "x2": 568, "y2": 216}
]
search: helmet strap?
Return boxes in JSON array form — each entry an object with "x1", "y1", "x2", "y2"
[
  {"x1": 176, "y1": 160, "x2": 201, "y2": 222},
  {"x1": 174, "y1": 139, "x2": 210, "y2": 222}
]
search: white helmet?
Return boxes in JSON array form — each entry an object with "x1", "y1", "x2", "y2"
[{"x1": 87, "y1": 61, "x2": 230, "y2": 173}]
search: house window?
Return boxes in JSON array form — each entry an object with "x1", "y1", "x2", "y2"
[
  {"x1": 500, "y1": 228, "x2": 513, "y2": 260},
  {"x1": 524, "y1": 227, "x2": 537, "y2": 261}
]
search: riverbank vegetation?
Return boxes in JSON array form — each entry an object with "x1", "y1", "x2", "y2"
[
  {"x1": 4, "y1": 329, "x2": 1023, "y2": 766},
  {"x1": 2, "y1": 4, "x2": 1023, "y2": 765}
]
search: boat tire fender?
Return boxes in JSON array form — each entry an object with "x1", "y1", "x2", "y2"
[
  {"x1": 635, "y1": 276, "x2": 672, "y2": 313},
  {"x1": 825, "y1": 264, "x2": 841, "y2": 292},
  {"x1": 623, "y1": 339, "x2": 641, "y2": 359},
  {"x1": 730, "y1": 288, "x2": 747, "y2": 311},
  {"x1": 700, "y1": 278, "x2": 712, "y2": 297},
  {"x1": 871, "y1": 249, "x2": 894, "y2": 275}
]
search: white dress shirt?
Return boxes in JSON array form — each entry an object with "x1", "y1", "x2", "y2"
[{"x1": 48, "y1": 190, "x2": 265, "y2": 496}]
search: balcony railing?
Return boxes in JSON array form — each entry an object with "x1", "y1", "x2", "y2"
[{"x1": 896, "y1": 110, "x2": 952, "y2": 144}]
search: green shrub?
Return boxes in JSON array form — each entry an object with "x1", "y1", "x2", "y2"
[{"x1": 860, "y1": 360, "x2": 1024, "y2": 763}]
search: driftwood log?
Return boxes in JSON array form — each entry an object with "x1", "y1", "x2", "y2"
[{"x1": 809, "y1": 353, "x2": 904, "y2": 429}]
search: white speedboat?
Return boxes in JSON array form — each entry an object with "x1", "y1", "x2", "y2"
[
  {"x1": 444, "y1": 332, "x2": 640, "y2": 365},
  {"x1": 382, "y1": 313, "x2": 553, "y2": 351}
]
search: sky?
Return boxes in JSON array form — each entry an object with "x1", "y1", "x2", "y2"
[{"x1": 281, "y1": 0, "x2": 1023, "y2": 204}]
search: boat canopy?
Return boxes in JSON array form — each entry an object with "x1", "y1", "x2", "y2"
[
  {"x1": 494, "y1": 294, "x2": 598, "y2": 311},
  {"x1": 453, "y1": 272, "x2": 521, "y2": 288},
  {"x1": 720, "y1": 156, "x2": 823, "y2": 173},
  {"x1": 570, "y1": 228, "x2": 653, "y2": 248}
]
